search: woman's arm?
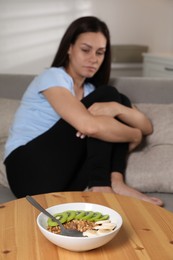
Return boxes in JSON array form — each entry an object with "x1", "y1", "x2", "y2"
[
  {"x1": 43, "y1": 87, "x2": 142, "y2": 144},
  {"x1": 116, "y1": 103, "x2": 153, "y2": 135},
  {"x1": 88, "y1": 102, "x2": 153, "y2": 136}
]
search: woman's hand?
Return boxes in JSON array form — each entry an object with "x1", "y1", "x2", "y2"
[
  {"x1": 128, "y1": 129, "x2": 143, "y2": 152},
  {"x1": 88, "y1": 102, "x2": 119, "y2": 117},
  {"x1": 76, "y1": 102, "x2": 117, "y2": 139},
  {"x1": 116, "y1": 104, "x2": 153, "y2": 136}
]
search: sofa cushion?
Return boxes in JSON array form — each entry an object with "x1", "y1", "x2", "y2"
[
  {"x1": 0, "y1": 98, "x2": 20, "y2": 187},
  {"x1": 0, "y1": 98, "x2": 20, "y2": 139},
  {"x1": 126, "y1": 103, "x2": 173, "y2": 192},
  {"x1": 0, "y1": 143, "x2": 9, "y2": 187}
]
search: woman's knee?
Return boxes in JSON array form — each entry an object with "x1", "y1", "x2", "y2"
[
  {"x1": 95, "y1": 85, "x2": 122, "y2": 102},
  {"x1": 81, "y1": 85, "x2": 130, "y2": 106},
  {"x1": 120, "y1": 93, "x2": 132, "y2": 107},
  {"x1": 99, "y1": 86, "x2": 132, "y2": 107}
]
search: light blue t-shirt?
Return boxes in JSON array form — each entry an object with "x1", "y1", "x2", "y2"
[{"x1": 4, "y1": 67, "x2": 95, "y2": 159}]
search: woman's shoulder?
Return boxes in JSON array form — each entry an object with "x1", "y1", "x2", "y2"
[
  {"x1": 21, "y1": 67, "x2": 72, "y2": 98},
  {"x1": 39, "y1": 67, "x2": 70, "y2": 79},
  {"x1": 31, "y1": 67, "x2": 73, "y2": 91}
]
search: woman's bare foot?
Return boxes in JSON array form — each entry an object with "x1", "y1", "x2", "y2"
[{"x1": 111, "y1": 172, "x2": 163, "y2": 207}]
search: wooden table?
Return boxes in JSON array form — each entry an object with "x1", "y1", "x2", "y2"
[{"x1": 0, "y1": 192, "x2": 173, "y2": 260}]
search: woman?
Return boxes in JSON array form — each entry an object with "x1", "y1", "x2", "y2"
[{"x1": 4, "y1": 16, "x2": 163, "y2": 206}]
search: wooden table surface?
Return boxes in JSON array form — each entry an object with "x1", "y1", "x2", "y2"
[{"x1": 0, "y1": 192, "x2": 173, "y2": 260}]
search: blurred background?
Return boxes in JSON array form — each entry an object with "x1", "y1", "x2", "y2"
[{"x1": 0, "y1": 0, "x2": 173, "y2": 76}]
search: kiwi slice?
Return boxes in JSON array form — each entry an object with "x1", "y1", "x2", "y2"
[
  {"x1": 65, "y1": 210, "x2": 76, "y2": 222},
  {"x1": 97, "y1": 214, "x2": 109, "y2": 221},
  {"x1": 81, "y1": 211, "x2": 94, "y2": 220},
  {"x1": 75, "y1": 211, "x2": 85, "y2": 220},
  {"x1": 88, "y1": 212, "x2": 102, "y2": 222},
  {"x1": 47, "y1": 212, "x2": 68, "y2": 227},
  {"x1": 47, "y1": 210, "x2": 110, "y2": 226}
]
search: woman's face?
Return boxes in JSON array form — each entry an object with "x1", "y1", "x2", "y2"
[{"x1": 67, "y1": 32, "x2": 107, "y2": 81}]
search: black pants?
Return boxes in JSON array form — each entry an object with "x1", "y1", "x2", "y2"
[{"x1": 4, "y1": 86, "x2": 131, "y2": 198}]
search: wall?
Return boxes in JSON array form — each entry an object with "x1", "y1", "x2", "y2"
[
  {"x1": 0, "y1": 0, "x2": 92, "y2": 74},
  {"x1": 91, "y1": 0, "x2": 173, "y2": 53},
  {"x1": 0, "y1": 0, "x2": 173, "y2": 74}
]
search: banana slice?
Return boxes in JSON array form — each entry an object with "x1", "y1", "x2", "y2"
[
  {"x1": 95, "y1": 220, "x2": 111, "y2": 225},
  {"x1": 94, "y1": 223, "x2": 117, "y2": 230},
  {"x1": 97, "y1": 229, "x2": 113, "y2": 235},
  {"x1": 83, "y1": 230, "x2": 99, "y2": 237}
]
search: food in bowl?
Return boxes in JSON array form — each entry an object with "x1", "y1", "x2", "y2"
[
  {"x1": 37, "y1": 202, "x2": 123, "y2": 252},
  {"x1": 47, "y1": 210, "x2": 117, "y2": 237}
]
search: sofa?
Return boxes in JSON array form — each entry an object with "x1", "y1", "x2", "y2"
[{"x1": 0, "y1": 74, "x2": 173, "y2": 211}]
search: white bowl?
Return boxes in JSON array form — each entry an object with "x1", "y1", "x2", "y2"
[{"x1": 37, "y1": 202, "x2": 123, "y2": 252}]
